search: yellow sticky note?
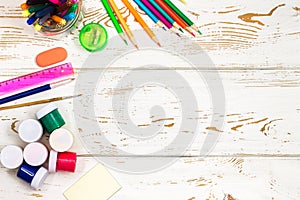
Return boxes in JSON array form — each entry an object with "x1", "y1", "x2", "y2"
[{"x1": 64, "y1": 164, "x2": 121, "y2": 200}]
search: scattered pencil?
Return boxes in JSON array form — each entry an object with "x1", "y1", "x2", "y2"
[
  {"x1": 101, "y1": 0, "x2": 128, "y2": 45},
  {"x1": 154, "y1": 0, "x2": 195, "y2": 37},
  {"x1": 108, "y1": 0, "x2": 139, "y2": 49},
  {"x1": 133, "y1": 0, "x2": 165, "y2": 31},
  {"x1": 164, "y1": 0, "x2": 202, "y2": 34},
  {"x1": 122, "y1": 0, "x2": 161, "y2": 47},
  {"x1": 149, "y1": 0, "x2": 182, "y2": 32}
]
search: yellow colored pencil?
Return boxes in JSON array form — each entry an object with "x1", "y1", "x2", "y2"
[
  {"x1": 108, "y1": 0, "x2": 139, "y2": 49},
  {"x1": 121, "y1": 0, "x2": 161, "y2": 47},
  {"x1": 180, "y1": 0, "x2": 186, "y2": 4}
]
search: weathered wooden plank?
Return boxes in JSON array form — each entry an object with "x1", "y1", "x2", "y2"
[
  {"x1": 0, "y1": 157, "x2": 299, "y2": 200},
  {"x1": 0, "y1": 0, "x2": 299, "y2": 68},
  {"x1": 0, "y1": 70, "x2": 299, "y2": 156}
]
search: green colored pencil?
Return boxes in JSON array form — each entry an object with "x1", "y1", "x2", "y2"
[
  {"x1": 164, "y1": 0, "x2": 201, "y2": 34},
  {"x1": 101, "y1": 0, "x2": 128, "y2": 44}
]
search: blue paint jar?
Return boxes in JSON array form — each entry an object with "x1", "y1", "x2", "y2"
[{"x1": 17, "y1": 162, "x2": 49, "y2": 189}]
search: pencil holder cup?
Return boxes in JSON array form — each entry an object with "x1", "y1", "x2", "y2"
[{"x1": 23, "y1": 0, "x2": 83, "y2": 36}]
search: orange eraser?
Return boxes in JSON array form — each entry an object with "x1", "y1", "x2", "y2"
[{"x1": 36, "y1": 47, "x2": 68, "y2": 67}]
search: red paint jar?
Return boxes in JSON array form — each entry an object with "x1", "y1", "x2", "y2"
[{"x1": 48, "y1": 150, "x2": 76, "y2": 173}]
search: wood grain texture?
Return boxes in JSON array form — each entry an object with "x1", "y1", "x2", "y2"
[{"x1": 0, "y1": 0, "x2": 300, "y2": 199}]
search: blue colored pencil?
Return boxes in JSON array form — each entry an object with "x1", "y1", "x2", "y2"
[
  {"x1": 133, "y1": 0, "x2": 165, "y2": 30},
  {"x1": 149, "y1": 0, "x2": 182, "y2": 32}
]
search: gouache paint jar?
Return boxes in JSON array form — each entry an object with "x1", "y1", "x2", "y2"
[
  {"x1": 49, "y1": 128, "x2": 73, "y2": 152},
  {"x1": 36, "y1": 103, "x2": 65, "y2": 133},
  {"x1": 49, "y1": 150, "x2": 77, "y2": 173},
  {"x1": 0, "y1": 145, "x2": 23, "y2": 169},
  {"x1": 18, "y1": 119, "x2": 43, "y2": 143},
  {"x1": 17, "y1": 162, "x2": 49, "y2": 189},
  {"x1": 23, "y1": 142, "x2": 48, "y2": 166}
]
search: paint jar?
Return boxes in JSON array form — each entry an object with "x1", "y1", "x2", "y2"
[
  {"x1": 0, "y1": 145, "x2": 23, "y2": 169},
  {"x1": 17, "y1": 162, "x2": 49, "y2": 189},
  {"x1": 18, "y1": 119, "x2": 43, "y2": 143},
  {"x1": 23, "y1": 142, "x2": 48, "y2": 166},
  {"x1": 49, "y1": 128, "x2": 74, "y2": 152},
  {"x1": 49, "y1": 150, "x2": 77, "y2": 173},
  {"x1": 36, "y1": 103, "x2": 65, "y2": 134}
]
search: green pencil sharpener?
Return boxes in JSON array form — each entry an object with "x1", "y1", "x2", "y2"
[
  {"x1": 79, "y1": 23, "x2": 108, "y2": 52},
  {"x1": 36, "y1": 103, "x2": 65, "y2": 133}
]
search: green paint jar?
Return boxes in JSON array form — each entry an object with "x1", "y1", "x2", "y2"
[{"x1": 36, "y1": 103, "x2": 65, "y2": 133}]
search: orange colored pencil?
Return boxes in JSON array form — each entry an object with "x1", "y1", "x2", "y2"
[
  {"x1": 108, "y1": 0, "x2": 139, "y2": 49},
  {"x1": 121, "y1": 0, "x2": 161, "y2": 46},
  {"x1": 154, "y1": 0, "x2": 194, "y2": 37}
]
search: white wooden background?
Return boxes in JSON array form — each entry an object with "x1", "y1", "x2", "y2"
[{"x1": 1, "y1": 0, "x2": 300, "y2": 199}]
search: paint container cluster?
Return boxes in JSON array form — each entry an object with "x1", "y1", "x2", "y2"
[
  {"x1": 0, "y1": 103, "x2": 77, "y2": 190},
  {"x1": 21, "y1": 0, "x2": 82, "y2": 36}
]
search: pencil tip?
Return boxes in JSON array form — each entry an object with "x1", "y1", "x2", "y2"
[
  {"x1": 191, "y1": 32, "x2": 196, "y2": 37},
  {"x1": 157, "y1": 42, "x2": 161, "y2": 47},
  {"x1": 179, "y1": 28, "x2": 184, "y2": 33},
  {"x1": 135, "y1": 44, "x2": 139, "y2": 50},
  {"x1": 197, "y1": 30, "x2": 202, "y2": 35},
  {"x1": 124, "y1": 39, "x2": 128, "y2": 45},
  {"x1": 163, "y1": 27, "x2": 167, "y2": 31},
  {"x1": 176, "y1": 33, "x2": 181, "y2": 37}
]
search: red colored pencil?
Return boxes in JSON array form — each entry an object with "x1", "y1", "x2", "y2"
[{"x1": 154, "y1": 0, "x2": 195, "y2": 37}]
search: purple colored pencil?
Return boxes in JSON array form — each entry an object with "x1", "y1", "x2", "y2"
[{"x1": 141, "y1": 0, "x2": 172, "y2": 29}]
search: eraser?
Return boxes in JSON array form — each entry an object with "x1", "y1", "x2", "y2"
[{"x1": 36, "y1": 47, "x2": 68, "y2": 67}]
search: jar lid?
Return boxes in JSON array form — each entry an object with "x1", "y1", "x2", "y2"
[
  {"x1": 48, "y1": 150, "x2": 58, "y2": 173},
  {"x1": 36, "y1": 103, "x2": 58, "y2": 119},
  {"x1": 79, "y1": 23, "x2": 108, "y2": 52},
  {"x1": 23, "y1": 142, "x2": 48, "y2": 166},
  {"x1": 49, "y1": 128, "x2": 73, "y2": 152},
  {"x1": 18, "y1": 119, "x2": 43, "y2": 143},
  {"x1": 31, "y1": 167, "x2": 49, "y2": 189},
  {"x1": 0, "y1": 145, "x2": 23, "y2": 169}
]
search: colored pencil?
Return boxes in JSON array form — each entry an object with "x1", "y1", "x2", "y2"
[
  {"x1": 108, "y1": 0, "x2": 139, "y2": 49},
  {"x1": 133, "y1": 0, "x2": 165, "y2": 30},
  {"x1": 154, "y1": 0, "x2": 195, "y2": 37},
  {"x1": 179, "y1": 0, "x2": 186, "y2": 4},
  {"x1": 141, "y1": 0, "x2": 179, "y2": 35},
  {"x1": 101, "y1": 0, "x2": 128, "y2": 45},
  {"x1": 149, "y1": 0, "x2": 182, "y2": 32},
  {"x1": 121, "y1": 0, "x2": 161, "y2": 46},
  {"x1": 0, "y1": 78, "x2": 74, "y2": 105},
  {"x1": 164, "y1": 0, "x2": 201, "y2": 34}
]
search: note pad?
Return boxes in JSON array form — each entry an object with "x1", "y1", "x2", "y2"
[{"x1": 64, "y1": 164, "x2": 121, "y2": 200}]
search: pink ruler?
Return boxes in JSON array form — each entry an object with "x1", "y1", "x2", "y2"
[{"x1": 0, "y1": 62, "x2": 74, "y2": 96}]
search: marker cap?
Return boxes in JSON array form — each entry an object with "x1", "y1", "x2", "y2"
[
  {"x1": 48, "y1": 150, "x2": 58, "y2": 173},
  {"x1": 31, "y1": 167, "x2": 49, "y2": 189},
  {"x1": 49, "y1": 128, "x2": 73, "y2": 152},
  {"x1": 36, "y1": 103, "x2": 65, "y2": 133},
  {"x1": 56, "y1": 151, "x2": 77, "y2": 172},
  {"x1": 0, "y1": 145, "x2": 23, "y2": 169},
  {"x1": 18, "y1": 119, "x2": 43, "y2": 143},
  {"x1": 79, "y1": 23, "x2": 108, "y2": 52},
  {"x1": 17, "y1": 162, "x2": 40, "y2": 184},
  {"x1": 23, "y1": 142, "x2": 48, "y2": 166}
]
